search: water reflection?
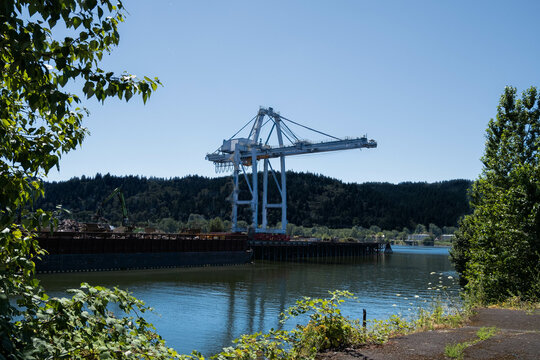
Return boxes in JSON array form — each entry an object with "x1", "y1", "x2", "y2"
[{"x1": 38, "y1": 246, "x2": 458, "y2": 356}]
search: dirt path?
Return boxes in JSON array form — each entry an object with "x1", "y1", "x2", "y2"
[{"x1": 317, "y1": 308, "x2": 540, "y2": 360}]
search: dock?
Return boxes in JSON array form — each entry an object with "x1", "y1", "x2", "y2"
[{"x1": 249, "y1": 240, "x2": 383, "y2": 261}]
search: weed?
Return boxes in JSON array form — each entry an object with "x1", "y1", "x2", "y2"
[
  {"x1": 476, "y1": 326, "x2": 497, "y2": 341},
  {"x1": 444, "y1": 326, "x2": 498, "y2": 360},
  {"x1": 414, "y1": 300, "x2": 468, "y2": 332},
  {"x1": 444, "y1": 341, "x2": 468, "y2": 359},
  {"x1": 492, "y1": 296, "x2": 540, "y2": 312}
]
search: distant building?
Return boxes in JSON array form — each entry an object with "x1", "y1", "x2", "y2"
[
  {"x1": 438, "y1": 234, "x2": 455, "y2": 242},
  {"x1": 407, "y1": 234, "x2": 431, "y2": 241}
]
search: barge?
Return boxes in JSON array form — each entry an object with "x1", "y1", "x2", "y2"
[
  {"x1": 36, "y1": 232, "x2": 252, "y2": 272},
  {"x1": 249, "y1": 239, "x2": 384, "y2": 261}
]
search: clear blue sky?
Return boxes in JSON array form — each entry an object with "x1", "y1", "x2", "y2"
[{"x1": 46, "y1": 0, "x2": 540, "y2": 184}]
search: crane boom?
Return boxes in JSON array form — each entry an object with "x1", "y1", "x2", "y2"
[
  {"x1": 95, "y1": 187, "x2": 130, "y2": 228},
  {"x1": 206, "y1": 137, "x2": 376, "y2": 165},
  {"x1": 206, "y1": 107, "x2": 377, "y2": 235}
]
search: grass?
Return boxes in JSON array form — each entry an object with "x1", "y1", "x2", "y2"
[
  {"x1": 444, "y1": 342, "x2": 469, "y2": 359},
  {"x1": 476, "y1": 326, "x2": 497, "y2": 341},
  {"x1": 489, "y1": 296, "x2": 540, "y2": 312},
  {"x1": 444, "y1": 326, "x2": 498, "y2": 359}
]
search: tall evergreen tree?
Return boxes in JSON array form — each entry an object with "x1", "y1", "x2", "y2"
[
  {"x1": 451, "y1": 86, "x2": 540, "y2": 303},
  {"x1": 40, "y1": 174, "x2": 471, "y2": 230}
]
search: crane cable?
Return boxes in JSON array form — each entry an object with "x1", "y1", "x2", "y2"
[
  {"x1": 279, "y1": 115, "x2": 342, "y2": 141},
  {"x1": 213, "y1": 111, "x2": 342, "y2": 155},
  {"x1": 211, "y1": 114, "x2": 258, "y2": 154},
  {"x1": 279, "y1": 120, "x2": 301, "y2": 142}
]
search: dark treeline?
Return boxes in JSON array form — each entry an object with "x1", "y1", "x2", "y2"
[{"x1": 38, "y1": 172, "x2": 472, "y2": 230}]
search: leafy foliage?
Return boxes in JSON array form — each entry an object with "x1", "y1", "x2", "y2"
[
  {"x1": 214, "y1": 291, "x2": 361, "y2": 360},
  {"x1": 282, "y1": 290, "x2": 358, "y2": 355},
  {"x1": 451, "y1": 86, "x2": 540, "y2": 303},
  {"x1": 0, "y1": 0, "x2": 159, "y2": 223},
  {"x1": 212, "y1": 290, "x2": 465, "y2": 360},
  {"x1": 0, "y1": 1, "x2": 178, "y2": 359},
  {"x1": 19, "y1": 283, "x2": 188, "y2": 359}
]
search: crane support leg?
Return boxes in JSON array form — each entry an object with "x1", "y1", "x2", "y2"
[
  {"x1": 280, "y1": 155, "x2": 287, "y2": 233},
  {"x1": 251, "y1": 148, "x2": 258, "y2": 229},
  {"x1": 232, "y1": 148, "x2": 240, "y2": 232},
  {"x1": 262, "y1": 159, "x2": 269, "y2": 230},
  {"x1": 276, "y1": 116, "x2": 287, "y2": 234}
]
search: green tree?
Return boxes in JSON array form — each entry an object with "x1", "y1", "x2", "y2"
[
  {"x1": 158, "y1": 217, "x2": 180, "y2": 233},
  {"x1": 286, "y1": 222, "x2": 296, "y2": 236},
  {"x1": 442, "y1": 226, "x2": 457, "y2": 234},
  {"x1": 208, "y1": 216, "x2": 224, "y2": 232},
  {"x1": 187, "y1": 213, "x2": 207, "y2": 232},
  {"x1": 0, "y1": 2, "x2": 193, "y2": 359},
  {"x1": 451, "y1": 86, "x2": 540, "y2": 303},
  {"x1": 428, "y1": 223, "x2": 442, "y2": 237},
  {"x1": 398, "y1": 230, "x2": 408, "y2": 241},
  {"x1": 414, "y1": 224, "x2": 427, "y2": 234}
]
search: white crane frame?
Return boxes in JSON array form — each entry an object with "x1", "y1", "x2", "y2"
[{"x1": 206, "y1": 107, "x2": 377, "y2": 234}]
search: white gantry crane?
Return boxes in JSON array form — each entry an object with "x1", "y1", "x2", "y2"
[{"x1": 206, "y1": 107, "x2": 377, "y2": 235}]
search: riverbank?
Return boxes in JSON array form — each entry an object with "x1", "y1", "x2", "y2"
[{"x1": 317, "y1": 307, "x2": 540, "y2": 360}]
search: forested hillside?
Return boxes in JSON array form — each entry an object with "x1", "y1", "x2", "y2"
[{"x1": 39, "y1": 172, "x2": 471, "y2": 230}]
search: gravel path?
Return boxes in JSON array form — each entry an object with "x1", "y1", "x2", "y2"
[{"x1": 317, "y1": 308, "x2": 540, "y2": 360}]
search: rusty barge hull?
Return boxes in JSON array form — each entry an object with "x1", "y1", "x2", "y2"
[{"x1": 36, "y1": 232, "x2": 252, "y2": 272}]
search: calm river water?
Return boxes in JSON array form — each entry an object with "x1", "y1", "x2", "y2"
[{"x1": 38, "y1": 245, "x2": 459, "y2": 356}]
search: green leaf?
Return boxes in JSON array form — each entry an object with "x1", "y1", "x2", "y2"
[{"x1": 72, "y1": 16, "x2": 82, "y2": 29}]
